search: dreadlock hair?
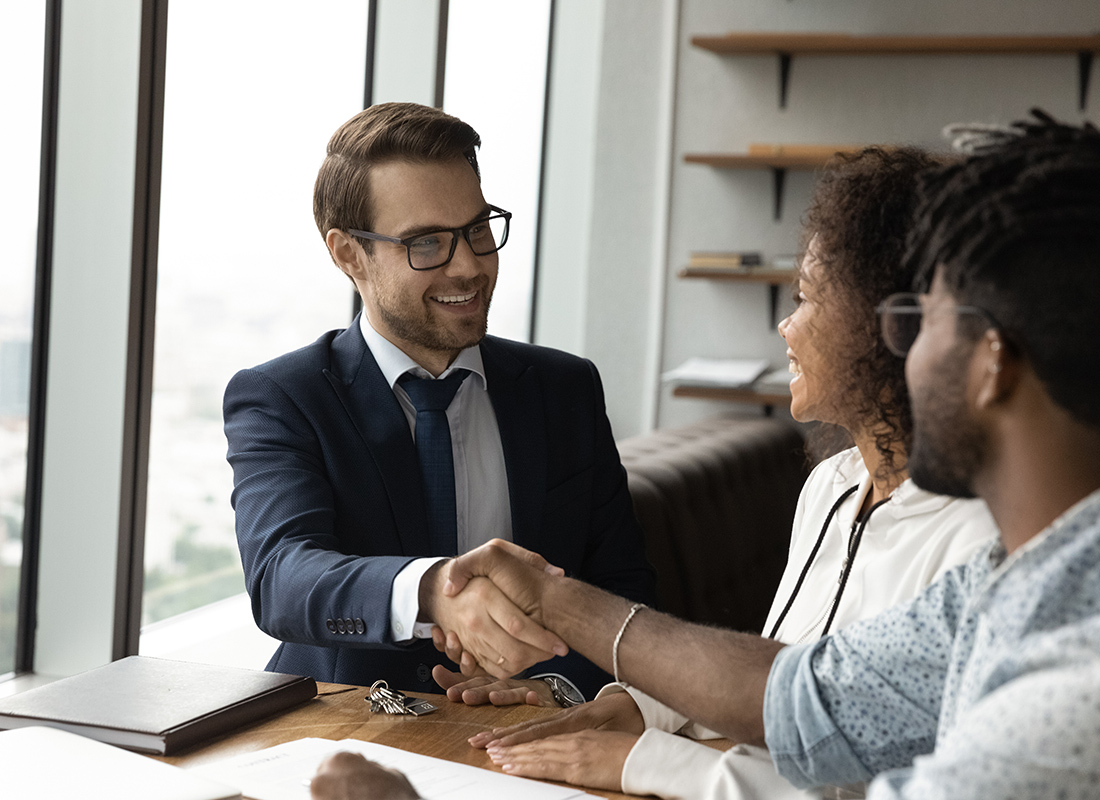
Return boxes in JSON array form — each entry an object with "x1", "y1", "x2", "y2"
[
  {"x1": 905, "y1": 110, "x2": 1100, "y2": 429},
  {"x1": 801, "y1": 146, "x2": 953, "y2": 476}
]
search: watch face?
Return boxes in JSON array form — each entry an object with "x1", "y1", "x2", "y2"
[{"x1": 547, "y1": 677, "x2": 584, "y2": 706}]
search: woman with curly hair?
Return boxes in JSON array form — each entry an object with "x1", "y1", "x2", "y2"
[{"x1": 464, "y1": 147, "x2": 998, "y2": 800}]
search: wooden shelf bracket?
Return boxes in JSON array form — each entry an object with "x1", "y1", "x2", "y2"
[
  {"x1": 1080, "y1": 50, "x2": 1094, "y2": 110},
  {"x1": 778, "y1": 52, "x2": 793, "y2": 108}
]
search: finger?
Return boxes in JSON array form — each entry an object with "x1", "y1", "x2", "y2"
[
  {"x1": 487, "y1": 686, "x2": 532, "y2": 706},
  {"x1": 431, "y1": 664, "x2": 470, "y2": 692},
  {"x1": 444, "y1": 629, "x2": 465, "y2": 665},
  {"x1": 430, "y1": 625, "x2": 447, "y2": 653},
  {"x1": 442, "y1": 539, "x2": 562, "y2": 597},
  {"x1": 487, "y1": 713, "x2": 590, "y2": 747},
  {"x1": 478, "y1": 584, "x2": 567, "y2": 662}
]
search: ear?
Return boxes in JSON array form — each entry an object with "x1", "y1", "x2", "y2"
[
  {"x1": 974, "y1": 330, "x2": 1020, "y2": 410},
  {"x1": 326, "y1": 228, "x2": 367, "y2": 281}
]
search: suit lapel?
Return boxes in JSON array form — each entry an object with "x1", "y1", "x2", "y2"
[
  {"x1": 480, "y1": 337, "x2": 547, "y2": 550},
  {"x1": 324, "y1": 318, "x2": 432, "y2": 556}
]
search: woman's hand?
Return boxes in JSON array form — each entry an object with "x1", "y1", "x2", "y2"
[
  {"x1": 432, "y1": 665, "x2": 558, "y2": 707},
  {"x1": 468, "y1": 689, "x2": 644, "y2": 749},
  {"x1": 487, "y1": 730, "x2": 640, "y2": 792}
]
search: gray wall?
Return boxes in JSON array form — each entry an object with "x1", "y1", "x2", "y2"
[{"x1": 537, "y1": 0, "x2": 1100, "y2": 438}]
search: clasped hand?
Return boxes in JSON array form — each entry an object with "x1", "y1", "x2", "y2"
[{"x1": 423, "y1": 540, "x2": 566, "y2": 681}]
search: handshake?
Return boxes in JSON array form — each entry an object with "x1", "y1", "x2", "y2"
[{"x1": 420, "y1": 540, "x2": 579, "y2": 689}]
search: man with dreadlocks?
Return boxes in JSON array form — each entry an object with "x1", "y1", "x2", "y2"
[{"x1": 435, "y1": 111, "x2": 1100, "y2": 799}]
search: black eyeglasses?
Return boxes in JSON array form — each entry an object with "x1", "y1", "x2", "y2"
[
  {"x1": 876, "y1": 292, "x2": 1002, "y2": 357},
  {"x1": 348, "y1": 205, "x2": 512, "y2": 271}
]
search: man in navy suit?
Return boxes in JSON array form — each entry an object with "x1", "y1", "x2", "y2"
[{"x1": 223, "y1": 102, "x2": 654, "y2": 702}]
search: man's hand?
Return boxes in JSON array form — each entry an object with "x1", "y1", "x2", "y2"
[
  {"x1": 441, "y1": 539, "x2": 563, "y2": 616},
  {"x1": 486, "y1": 730, "x2": 639, "y2": 792},
  {"x1": 468, "y1": 690, "x2": 645, "y2": 749},
  {"x1": 420, "y1": 557, "x2": 566, "y2": 679},
  {"x1": 309, "y1": 752, "x2": 419, "y2": 800},
  {"x1": 432, "y1": 665, "x2": 558, "y2": 707}
]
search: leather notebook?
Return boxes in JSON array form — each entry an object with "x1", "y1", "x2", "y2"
[{"x1": 0, "y1": 655, "x2": 317, "y2": 755}]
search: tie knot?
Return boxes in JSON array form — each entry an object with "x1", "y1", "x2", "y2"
[{"x1": 399, "y1": 369, "x2": 470, "y2": 413}]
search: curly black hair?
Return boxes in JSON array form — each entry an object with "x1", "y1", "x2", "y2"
[{"x1": 801, "y1": 146, "x2": 953, "y2": 476}]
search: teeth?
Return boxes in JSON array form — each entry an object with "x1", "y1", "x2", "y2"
[
  {"x1": 434, "y1": 292, "x2": 476, "y2": 305},
  {"x1": 788, "y1": 359, "x2": 801, "y2": 376}
]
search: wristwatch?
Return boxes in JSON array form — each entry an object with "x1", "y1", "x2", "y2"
[{"x1": 539, "y1": 675, "x2": 585, "y2": 708}]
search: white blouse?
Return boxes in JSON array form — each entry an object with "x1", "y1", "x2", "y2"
[{"x1": 608, "y1": 447, "x2": 998, "y2": 800}]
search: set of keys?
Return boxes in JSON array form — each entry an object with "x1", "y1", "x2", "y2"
[{"x1": 366, "y1": 680, "x2": 438, "y2": 716}]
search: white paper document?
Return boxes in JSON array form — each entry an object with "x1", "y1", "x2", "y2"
[
  {"x1": 662, "y1": 357, "x2": 771, "y2": 387},
  {"x1": 191, "y1": 737, "x2": 599, "y2": 800}
]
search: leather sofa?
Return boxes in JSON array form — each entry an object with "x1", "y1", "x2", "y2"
[{"x1": 618, "y1": 416, "x2": 808, "y2": 634}]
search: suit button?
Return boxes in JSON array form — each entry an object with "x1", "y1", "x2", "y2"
[
  {"x1": 336, "y1": 619, "x2": 346, "y2": 634},
  {"x1": 354, "y1": 618, "x2": 365, "y2": 634},
  {"x1": 416, "y1": 663, "x2": 431, "y2": 683},
  {"x1": 326, "y1": 619, "x2": 337, "y2": 633},
  {"x1": 344, "y1": 618, "x2": 354, "y2": 633}
]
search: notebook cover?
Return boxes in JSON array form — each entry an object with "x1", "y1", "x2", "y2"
[{"x1": 0, "y1": 656, "x2": 317, "y2": 755}]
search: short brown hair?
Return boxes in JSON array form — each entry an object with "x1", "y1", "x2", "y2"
[{"x1": 313, "y1": 102, "x2": 482, "y2": 243}]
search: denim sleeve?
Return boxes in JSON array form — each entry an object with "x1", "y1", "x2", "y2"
[
  {"x1": 764, "y1": 567, "x2": 970, "y2": 788},
  {"x1": 764, "y1": 640, "x2": 875, "y2": 788}
]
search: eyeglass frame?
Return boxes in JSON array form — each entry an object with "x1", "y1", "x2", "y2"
[
  {"x1": 876, "y1": 292, "x2": 1003, "y2": 357},
  {"x1": 346, "y1": 205, "x2": 512, "y2": 271}
]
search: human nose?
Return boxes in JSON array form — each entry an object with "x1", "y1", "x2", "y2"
[
  {"x1": 441, "y1": 236, "x2": 482, "y2": 277},
  {"x1": 777, "y1": 313, "x2": 791, "y2": 339}
]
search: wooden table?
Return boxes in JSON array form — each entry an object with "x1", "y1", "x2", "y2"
[{"x1": 160, "y1": 683, "x2": 649, "y2": 799}]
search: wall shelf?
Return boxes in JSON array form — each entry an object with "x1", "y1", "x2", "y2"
[
  {"x1": 685, "y1": 146, "x2": 859, "y2": 219},
  {"x1": 679, "y1": 267, "x2": 796, "y2": 327},
  {"x1": 691, "y1": 33, "x2": 1100, "y2": 109}
]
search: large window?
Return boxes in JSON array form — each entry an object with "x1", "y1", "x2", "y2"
[
  {"x1": 0, "y1": 1, "x2": 48, "y2": 676},
  {"x1": 444, "y1": 0, "x2": 551, "y2": 342},
  {"x1": 140, "y1": 2, "x2": 366, "y2": 637}
]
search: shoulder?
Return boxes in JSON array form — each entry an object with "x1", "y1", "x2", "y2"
[{"x1": 480, "y1": 336, "x2": 600, "y2": 390}]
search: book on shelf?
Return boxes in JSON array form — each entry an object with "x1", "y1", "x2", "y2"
[
  {"x1": 1, "y1": 726, "x2": 242, "y2": 800},
  {"x1": 688, "y1": 250, "x2": 763, "y2": 270},
  {"x1": 662, "y1": 357, "x2": 771, "y2": 388},
  {"x1": 0, "y1": 655, "x2": 317, "y2": 755}
]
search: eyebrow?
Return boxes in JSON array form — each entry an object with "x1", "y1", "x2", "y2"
[{"x1": 393, "y1": 204, "x2": 492, "y2": 240}]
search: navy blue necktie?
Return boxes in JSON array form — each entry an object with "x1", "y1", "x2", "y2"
[{"x1": 399, "y1": 369, "x2": 470, "y2": 556}]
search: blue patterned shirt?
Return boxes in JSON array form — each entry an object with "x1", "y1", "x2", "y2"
[{"x1": 764, "y1": 488, "x2": 1100, "y2": 799}]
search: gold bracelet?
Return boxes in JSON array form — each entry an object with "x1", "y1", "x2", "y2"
[{"x1": 612, "y1": 602, "x2": 646, "y2": 684}]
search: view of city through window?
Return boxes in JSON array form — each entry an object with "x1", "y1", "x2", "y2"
[
  {"x1": 141, "y1": 2, "x2": 367, "y2": 626},
  {"x1": 142, "y1": 1, "x2": 551, "y2": 644},
  {"x1": 0, "y1": 0, "x2": 47, "y2": 674}
]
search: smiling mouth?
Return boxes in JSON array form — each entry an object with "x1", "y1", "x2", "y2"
[
  {"x1": 787, "y1": 352, "x2": 802, "y2": 376},
  {"x1": 432, "y1": 291, "x2": 477, "y2": 305}
]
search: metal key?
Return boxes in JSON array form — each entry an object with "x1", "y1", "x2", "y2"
[{"x1": 367, "y1": 680, "x2": 437, "y2": 716}]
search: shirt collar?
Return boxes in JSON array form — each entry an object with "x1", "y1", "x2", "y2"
[{"x1": 358, "y1": 313, "x2": 488, "y2": 390}]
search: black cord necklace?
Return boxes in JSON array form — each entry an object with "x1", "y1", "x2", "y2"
[{"x1": 767, "y1": 485, "x2": 892, "y2": 640}]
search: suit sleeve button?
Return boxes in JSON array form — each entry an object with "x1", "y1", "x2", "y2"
[
  {"x1": 355, "y1": 618, "x2": 365, "y2": 634},
  {"x1": 326, "y1": 618, "x2": 337, "y2": 633},
  {"x1": 336, "y1": 619, "x2": 346, "y2": 634}
]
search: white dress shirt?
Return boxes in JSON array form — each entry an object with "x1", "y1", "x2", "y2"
[
  {"x1": 358, "y1": 316, "x2": 512, "y2": 642},
  {"x1": 605, "y1": 447, "x2": 998, "y2": 800}
]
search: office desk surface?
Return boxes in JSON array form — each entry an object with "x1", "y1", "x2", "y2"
[{"x1": 160, "y1": 683, "x2": 680, "y2": 800}]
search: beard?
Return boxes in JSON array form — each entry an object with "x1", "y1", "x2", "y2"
[
  {"x1": 908, "y1": 340, "x2": 987, "y2": 499},
  {"x1": 374, "y1": 275, "x2": 494, "y2": 356}
]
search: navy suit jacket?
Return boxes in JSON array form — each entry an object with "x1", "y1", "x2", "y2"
[{"x1": 223, "y1": 318, "x2": 655, "y2": 697}]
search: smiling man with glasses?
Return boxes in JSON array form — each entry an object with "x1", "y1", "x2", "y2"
[{"x1": 222, "y1": 102, "x2": 654, "y2": 702}]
